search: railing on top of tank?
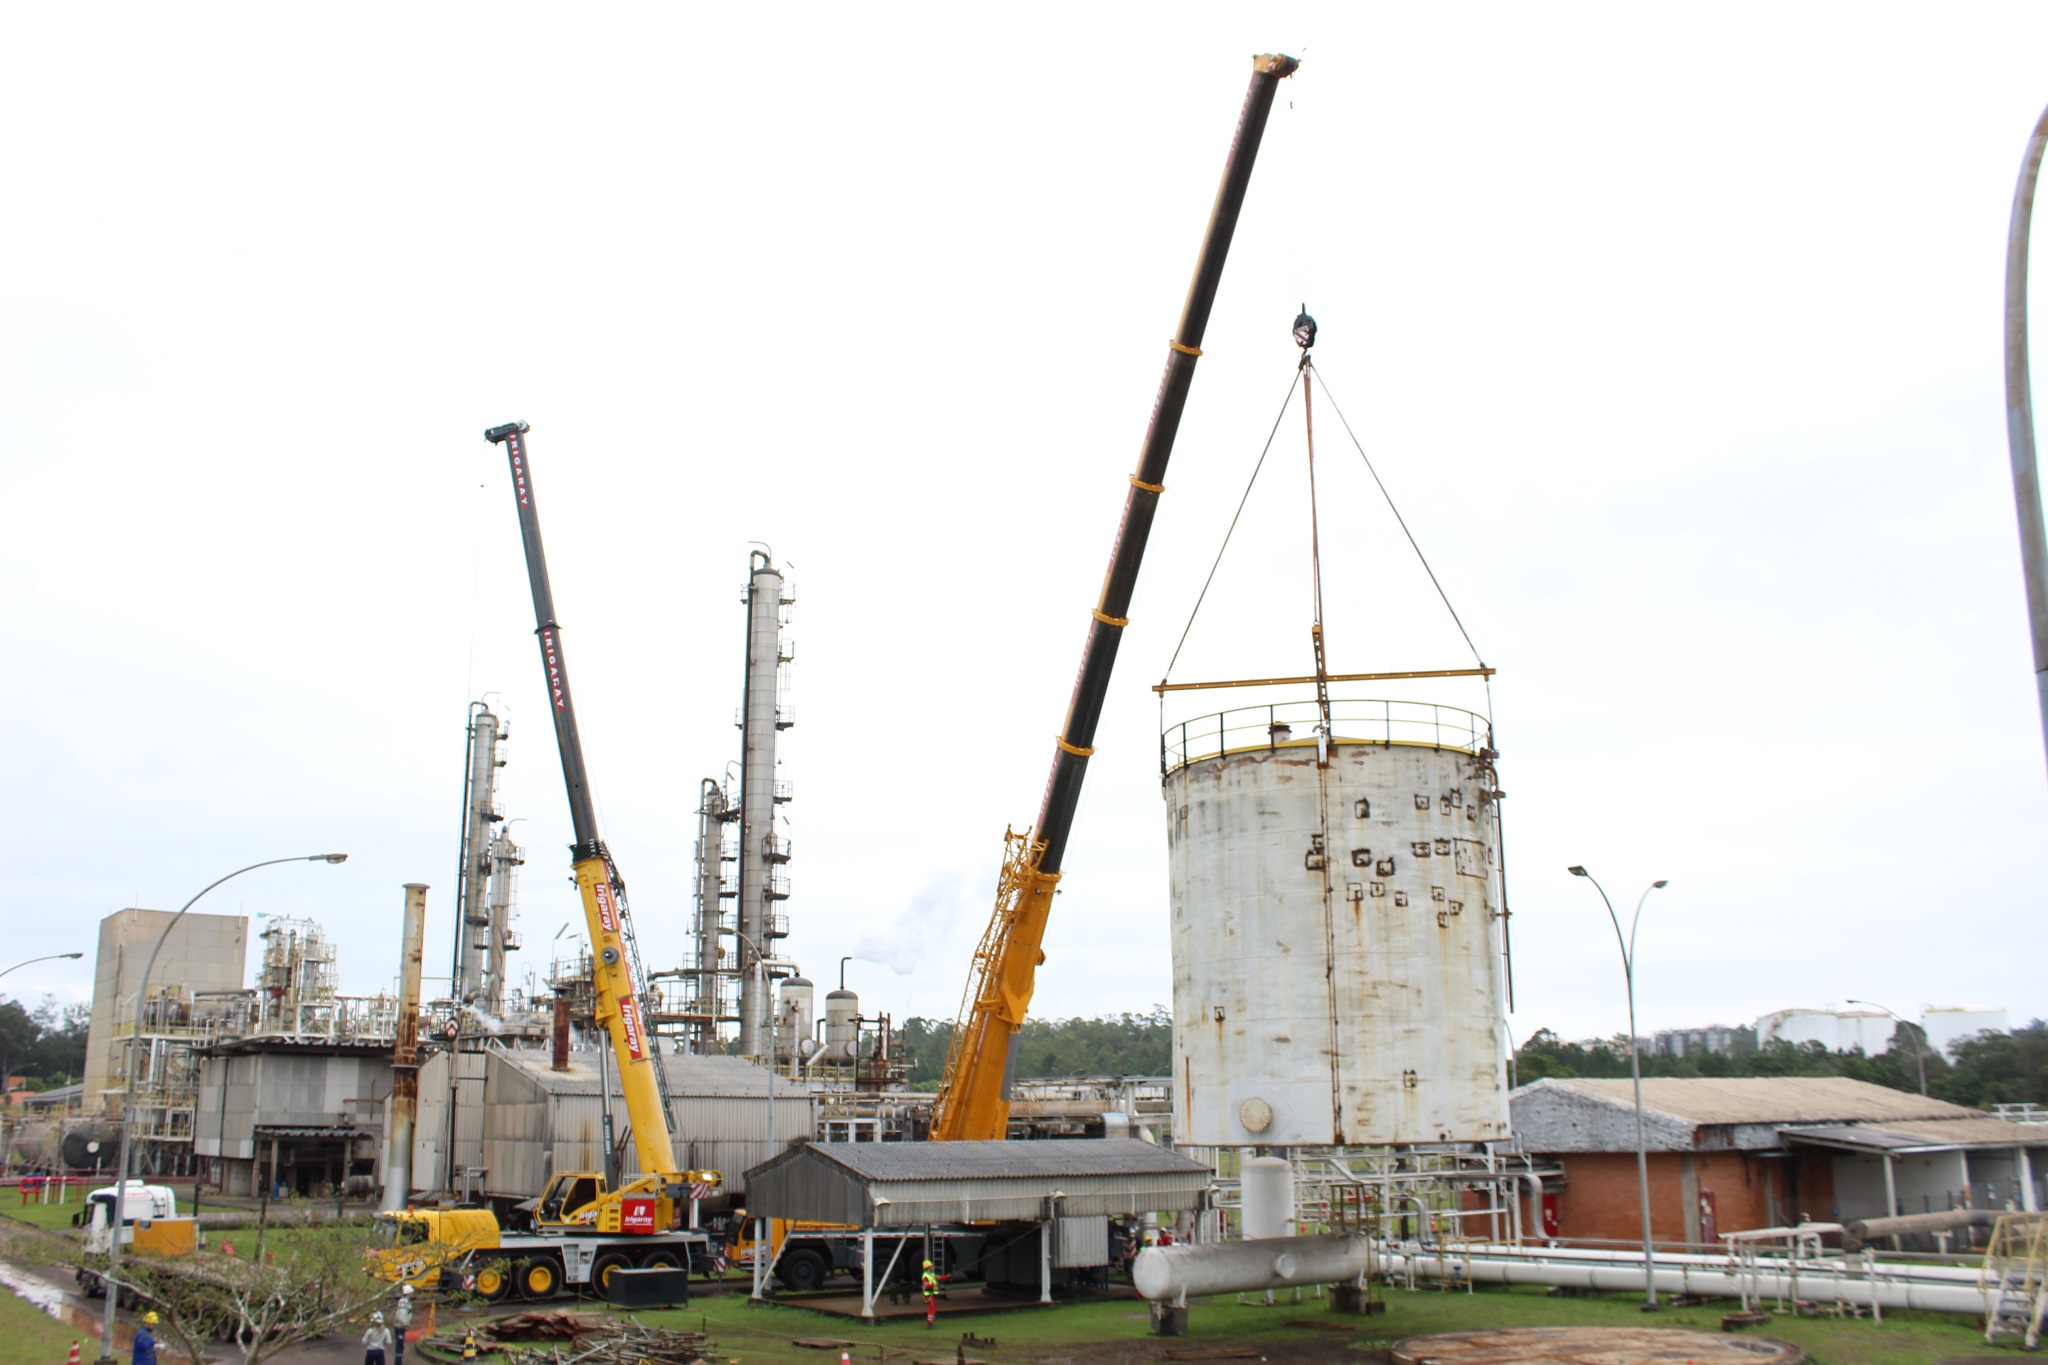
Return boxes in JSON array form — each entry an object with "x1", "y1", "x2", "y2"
[{"x1": 1162, "y1": 698, "x2": 1492, "y2": 775}]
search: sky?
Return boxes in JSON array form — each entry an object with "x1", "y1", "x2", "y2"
[{"x1": 3, "y1": 6, "x2": 2046, "y2": 1055}]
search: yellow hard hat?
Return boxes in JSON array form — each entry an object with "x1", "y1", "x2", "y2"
[
  {"x1": 143, "y1": 1312, "x2": 159, "y2": 1325},
  {"x1": 922, "y1": 1260, "x2": 933, "y2": 1269}
]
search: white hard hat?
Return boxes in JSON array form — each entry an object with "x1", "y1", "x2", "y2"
[
  {"x1": 372, "y1": 1311, "x2": 385, "y2": 1322},
  {"x1": 401, "y1": 1285, "x2": 414, "y2": 1296}
]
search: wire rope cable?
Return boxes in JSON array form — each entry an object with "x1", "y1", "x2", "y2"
[
  {"x1": 1161, "y1": 368, "x2": 1304, "y2": 681},
  {"x1": 1309, "y1": 360, "x2": 1488, "y2": 671}
]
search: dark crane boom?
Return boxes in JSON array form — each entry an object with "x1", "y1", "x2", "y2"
[{"x1": 931, "y1": 52, "x2": 1298, "y2": 1142}]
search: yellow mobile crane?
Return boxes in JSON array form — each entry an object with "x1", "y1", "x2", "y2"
[
  {"x1": 367, "y1": 424, "x2": 718, "y2": 1303},
  {"x1": 930, "y1": 54, "x2": 1298, "y2": 1142}
]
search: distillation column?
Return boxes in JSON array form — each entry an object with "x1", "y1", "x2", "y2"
[
  {"x1": 452, "y1": 705, "x2": 505, "y2": 1009},
  {"x1": 736, "y1": 552, "x2": 792, "y2": 1058},
  {"x1": 690, "y1": 779, "x2": 734, "y2": 1053},
  {"x1": 481, "y1": 825, "x2": 522, "y2": 1016}
]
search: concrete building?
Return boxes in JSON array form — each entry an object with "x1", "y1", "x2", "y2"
[
  {"x1": 82, "y1": 909, "x2": 248, "y2": 1117},
  {"x1": 1509, "y1": 1077, "x2": 2048, "y2": 1247},
  {"x1": 1647, "y1": 1026, "x2": 1750, "y2": 1059}
]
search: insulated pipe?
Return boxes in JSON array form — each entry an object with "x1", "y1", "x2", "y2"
[
  {"x1": 1135, "y1": 1233, "x2": 1368, "y2": 1302},
  {"x1": 1433, "y1": 1240, "x2": 1990, "y2": 1285},
  {"x1": 1385, "y1": 1246, "x2": 1991, "y2": 1316},
  {"x1": 381, "y1": 883, "x2": 428, "y2": 1212}
]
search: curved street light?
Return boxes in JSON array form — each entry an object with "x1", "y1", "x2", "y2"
[
  {"x1": 2004, "y1": 99, "x2": 2048, "y2": 782},
  {"x1": 96, "y1": 854, "x2": 347, "y2": 1365},
  {"x1": 1569, "y1": 866, "x2": 1668, "y2": 1311},
  {"x1": 1846, "y1": 998, "x2": 1930, "y2": 1097},
  {"x1": 0, "y1": 951, "x2": 85, "y2": 982}
]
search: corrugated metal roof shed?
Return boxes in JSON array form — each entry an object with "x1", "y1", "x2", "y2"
[
  {"x1": 1530, "y1": 1077, "x2": 1977, "y2": 1126},
  {"x1": 1783, "y1": 1117, "x2": 2048, "y2": 1152},
  {"x1": 744, "y1": 1139, "x2": 1212, "y2": 1227}
]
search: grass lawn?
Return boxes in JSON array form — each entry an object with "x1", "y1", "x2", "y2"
[
  {"x1": 485, "y1": 1281, "x2": 1995, "y2": 1365},
  {"x1": 2, "y1": 1200, "x2": 90, "y2": 1235},
  {"x1": 0, "y1": 1267, "x2": 108, "y2": 1365}
]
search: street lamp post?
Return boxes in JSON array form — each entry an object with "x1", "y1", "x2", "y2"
[
  {"x1": 0, "y1": 952, "x2": 85, "y2": 982},
  {"x1": 1568, "y1": 866, "x2": 1668, "y2": 1311},
  {"x1": 1847, "y1": 999, "x2": 1929, "y2": 1096},
  {"x1": 96, "y1": 854, "x2": 347, "y2": 1365}
]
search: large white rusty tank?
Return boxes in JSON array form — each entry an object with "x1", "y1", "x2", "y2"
[{"x1": 1162, "y1": 700, "x2": 1510, "y2": 1147}]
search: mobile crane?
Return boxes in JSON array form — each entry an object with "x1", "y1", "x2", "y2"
[
  {"x1": 366, "y1": 423, "x2": 718, "y2": 1303},
  {"x1": 929, "y1": 53, "x2": 1298, "y2": 1142}
]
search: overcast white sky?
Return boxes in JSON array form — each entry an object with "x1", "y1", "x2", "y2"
[{"x1": 4, "y1": 6, "x2": 2046, "y2": 1054}]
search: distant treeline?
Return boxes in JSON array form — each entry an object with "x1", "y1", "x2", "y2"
[
  {"x1": 0, "y1": 996, "x2": 89, "y2": 1089},
  {"x1": 1516, "y1": 1021, "x2": 2048, "y2": 1110},
  {"x1": 897, "y1": 1007, "x2": 1172, "y2": 1090},
  {"x1": 892, "y1": 1008, "x2": 2048, "y2": 1109}
]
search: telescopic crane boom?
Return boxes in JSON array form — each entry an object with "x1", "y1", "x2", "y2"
[
  {"x1": 485, "y1": 420, "x2": 695, "y2": 1219},
  {"x1": 929, "y1": 53, "x2": 1298, "y2": 1142}
]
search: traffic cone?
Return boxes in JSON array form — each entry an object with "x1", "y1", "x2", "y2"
[
  {"x1": 462, "y1": 1329, "x2": 477, "y2": 1361},
  {"x1": 839, "y1": 1351, "x2": 850, "y2": 1365},
  {"x1": 67, "y1": 1342, "x2": 81, "y2": 1365}
]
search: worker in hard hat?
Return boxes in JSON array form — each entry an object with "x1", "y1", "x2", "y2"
[
  {"x1": 362, "y1": 1309, "x2": 395, "y2": 1365},
  {"x1": 921, "y1": 1259, "x2": 939, "y2": 1327},
  {"x1": 133, "y1": 1311, "x2": 160, "y2": 1365},
  {"x1": 391, "y1": 1284, "x2": 415, "y2": 1365}
]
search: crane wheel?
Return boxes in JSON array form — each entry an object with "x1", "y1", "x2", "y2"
[
  {"x1": 592, "y1": 1252, "x2": 632, "y2": 1297},
  {"x1": 517, "y1": 1256, "x2": 561, "y2": 1300},
  {"x1": 638, "y1": 1249, "x2": 683, "y2": 1271},
  {"x1": 473, "y1": 1260, "x2": 514, "y2": 1303},
  {"x1": 779, "y1": 1249, "x2": 828, "y2": 1292}
]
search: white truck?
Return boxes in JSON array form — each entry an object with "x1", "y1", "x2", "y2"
[{"x1": 76, "y1": 1181, "x2": 203, "y2": 1299}]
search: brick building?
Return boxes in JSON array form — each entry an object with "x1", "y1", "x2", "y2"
[{"x1": 1508, "y1": 1076, "x2": 2048, "y2": 1247}]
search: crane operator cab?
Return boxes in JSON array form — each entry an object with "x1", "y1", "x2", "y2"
[
  {"x1": 520, "y1": 1168, "x2": 724, "y2": 1234},
  {"x1": 535, "y1": 1173, "x2": 607, "y2": 1226}
]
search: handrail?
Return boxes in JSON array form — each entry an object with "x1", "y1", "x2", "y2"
[{"x1": 1161, "y1": 697, "x2": 1492, "y2": 775}]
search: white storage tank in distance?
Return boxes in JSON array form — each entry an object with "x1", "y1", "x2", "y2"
[{"x1": 1162, "y1": 700, "x2": 1511, "y2": 1148}]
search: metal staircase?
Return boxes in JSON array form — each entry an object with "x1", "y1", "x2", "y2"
[{"x1": 1981, "y1": 1213, "x2": 2048, "y2": 1349}]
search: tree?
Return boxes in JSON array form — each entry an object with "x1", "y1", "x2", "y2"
[{"x1": 111, "y1": 1225, "x2": 466, "y2": 1365}]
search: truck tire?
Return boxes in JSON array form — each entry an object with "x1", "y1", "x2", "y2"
[
  {"x1": 516, "y1": 1256, "x2": 562, "y2": 1301},
  {"x1": 779, "y1": 1249, "x2": 828, "y2": 1292},
  {"x1": 473, "y1": 1259, "x2": 514, "y2": 1303},
  {"x1": 592, "y1": 1252, "x2": 633, "y2": 1297},
  {"x1": 638, "y1": 1249, "x2": 683, "y2": 1271}
]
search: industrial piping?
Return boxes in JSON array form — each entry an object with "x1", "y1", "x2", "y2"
[
  {"x1": 1383, "y1": 1242, "x2": 1994, "y2": 1316},
  {"x1": 1134, "y1": 1234, "x2": 1369, "y2": 1303},
  {"x1": 381, "y1": 882, "x2": 428, "y2": 1211}
]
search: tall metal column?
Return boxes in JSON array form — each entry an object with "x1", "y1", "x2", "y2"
[
  {"x1": 451, "y1": 705, "x2": 504, "y2": 1006},
  {"x1": 482, "y1": 826, "x2": 521, "y2": 1016},
  {"x1": 736, "y1": 552, "x2": 790, "y2": 1058},
  {"x1": 693, "y1": 778, "x2": 732, "y2": 1053},
  {"x1": 382, "y1": 883, "x2": 427, "y2": 1211}
]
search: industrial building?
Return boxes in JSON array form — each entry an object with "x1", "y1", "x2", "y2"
[
  {"x1": 1508, "y1": 1076, "x2": 2048, "y2": 1246},
  {"x1": 80, "y1": 908, "x2": 248, "y2": 1136},
  {"x1": 410, "y1": 1045, "x2": 810, "y2": 1207}
]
